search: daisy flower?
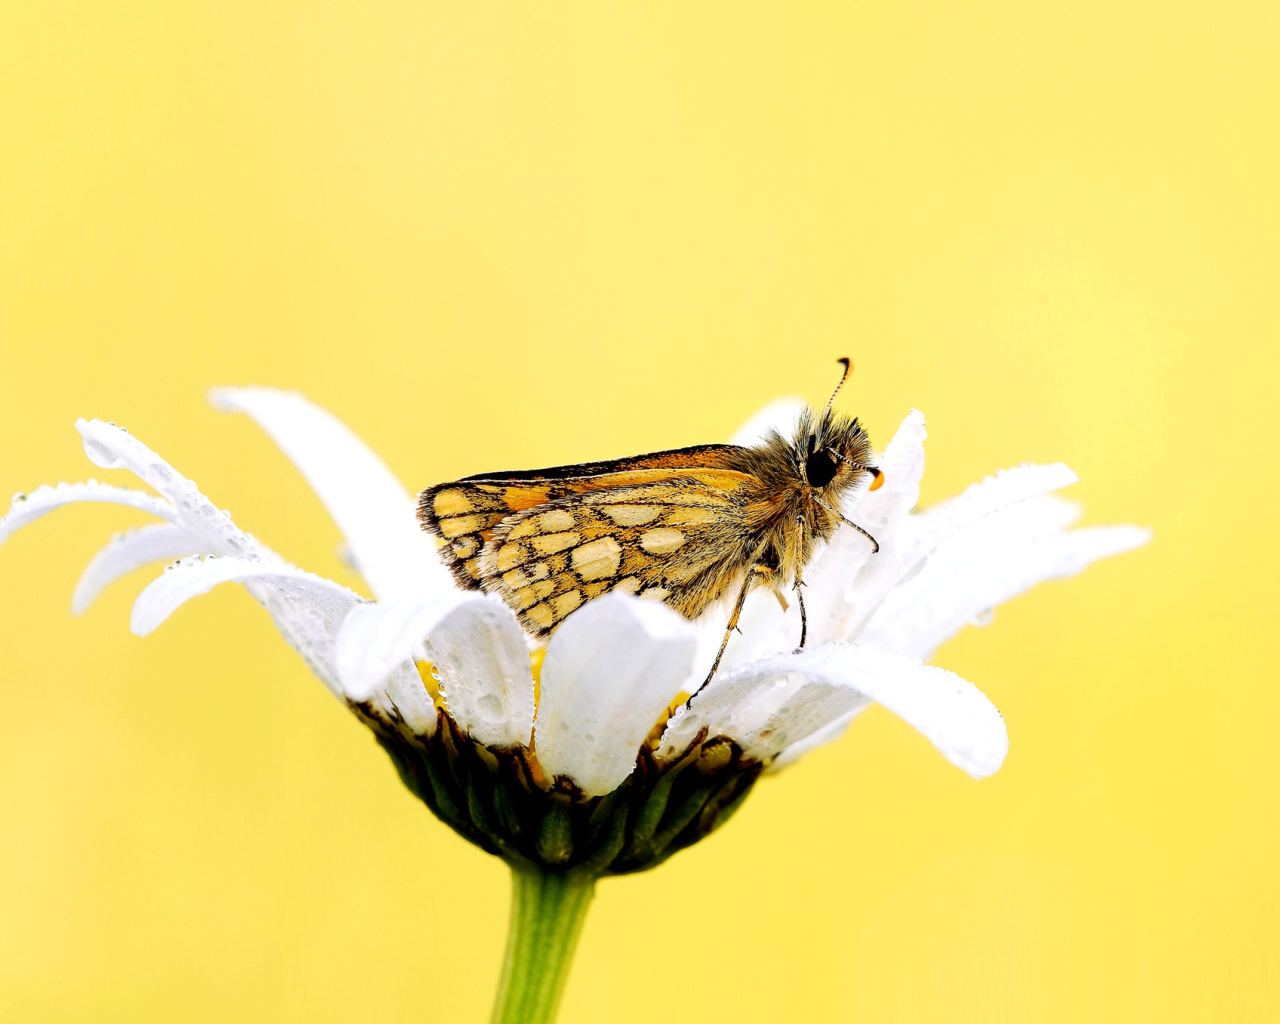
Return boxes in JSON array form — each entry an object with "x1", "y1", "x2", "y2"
[{"x1": 0, "y1": 388, "x2": 1149, "y2": 1024}]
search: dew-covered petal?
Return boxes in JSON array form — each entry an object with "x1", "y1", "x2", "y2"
[
  {"x1": 813, "y1": 449, "x2": 1088, "y2": 646},
  {"x1": 210, "y1": 387, "x2": 451, "y2": 604},
  {"x1": 0, "y1": 482, "x2": 177, "y2": 548},
  {"x1": 728, "y1": 396, "x2": 806, "y2": 446},
  {"x1": 74, "y1": 420, "x2": 267, "y2": 560},
  {"x1": 659, "y1": 648, "x2": 872, "y2": 764},
  {"x1": 131, "y1": 556, "x2": 363, "y2": 695},
  {"x1": 335, "y1": 597, "x2": 456, "y2": 700},
  {"x1": 662, "y1": 643, "x2": 1008, "y2": 779},
  {"x1": 72, "y1": 522, "x2": 204, "y2": 615},
  {"x1": 661, "y1": 671, "x2": 871, "y2": 766},
  {"x1": 846, "y1": 463, "x2": 1082, "y2": 637},
  {"x1": 905, "y1": 463, "x2": 1079, "y2": 553},
  {"x1": 379, "y1": 663, "x2": 440, "y2": 737},
  {"x1": 535, "y1": 594, "x2": 697, "y2": 797},
  {"x1": 861, "y1": 496, "x2": 1152, "y2": 660},
  {"x1": 334, "y1": 593, "x2": 534, "y2": 749},
  {"x1": 768, "y1": 709, "x2": 863, "y2": 772},
  {"x1": 423, "y1": 598, "x2": 534, "y2": 748}
]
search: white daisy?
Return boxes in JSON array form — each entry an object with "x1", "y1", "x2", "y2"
[
  {"x1": 0, "y1": 389, "x2": 1148, "y2": 872},
  {"x1": 1, "y1": 387, "x2": 1149, "y2": 1024}
]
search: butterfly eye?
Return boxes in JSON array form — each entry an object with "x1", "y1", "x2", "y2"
[{"x1": 805, "y1": 449, "x2": 839, "y2": 488}]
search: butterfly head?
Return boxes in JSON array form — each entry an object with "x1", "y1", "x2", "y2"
[
  {"x1": 795, "y1": 407, "x2": 881, "y2": 493},
  {"x1": 793, "y1": 357, "x2": 883, "y2": 495}
]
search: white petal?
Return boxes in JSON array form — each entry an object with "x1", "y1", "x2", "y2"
[
  {"x1": 72, "y1": 420, "x2": 384, "y2": 699},
  {"x1": 0, "y1": 482, "x2": 176, "y2": 547},
  {"x1": 424, "y1": 598, "x2": 534, "y2": 748},
  {"x1": 131, "y1": 556, "x2": 363, "y2": 696},
  {"x1": 334, "y1": 594, "x2": 535, "y2": 748},
  {"x1": 535, "y1": 594, "x2": 697, "y2": 797},
  {"x1": 659, "y1": 657, "x2": 872, "y2": 764},
  {"x1": 862, "y1": 496, "x2": 1152, "y2": 659},
  {"x1": 72, "y1": 523, "x2": 204, "y2": 615},
  {"x1": 769, "y1": 709, "x2": 864, "y2": 771},
  {"x1": 379, "y1": 663, "x2": 440, "y2": 737},
  {"x1": 335, "y1": 597, "x2": 456, "y2": 700},
  {"x1": 210, "y1": 387, "x2": 452, "y2": 604},
  {"x1": 727, "y1": 396, "x2": 806, "y2": 446},
  {"x1": 662, "y1": 643, "x2": 1008, "y2": 779},
  {"x1": 74, "y1": 420, "x2": 268, "y2": 560},
  {"x1": 823, "y1": 456, "x2": 1085, "y2": 646},
  {"x1": 909, "y1": 463, "x2": 1079, "y2": 548}
]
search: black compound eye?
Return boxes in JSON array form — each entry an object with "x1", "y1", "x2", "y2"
[{"x1": 805, "y1": 449, "x2": 839, "y2": 488}]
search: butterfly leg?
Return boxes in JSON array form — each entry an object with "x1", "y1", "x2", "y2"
[
  {"x1": 792, "y1": 513, "x2": 808, "y2": 650},
  {"x1": 793, "y1": 558, "x2": 808, "y2": 651},
  {"x1": 692, "y1": 565, "x2": 768, "y2": 700}
]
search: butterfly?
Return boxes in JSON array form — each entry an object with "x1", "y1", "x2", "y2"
[{"x1": 418, "y1": 359, "x2": 883, "y2": 684}]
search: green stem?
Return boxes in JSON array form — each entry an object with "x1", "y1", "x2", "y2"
[{"x1": 489, "y1": 865, "x2": 597, "y2": 1024}]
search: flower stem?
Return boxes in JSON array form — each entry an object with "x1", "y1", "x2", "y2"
[{"x1": 489, "y1": 865, "x2": 597, "y2": 1024}]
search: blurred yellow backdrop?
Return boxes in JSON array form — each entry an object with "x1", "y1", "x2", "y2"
[{"x1": 1, "y1": 2, "x2": 1276, "y2": 1021}]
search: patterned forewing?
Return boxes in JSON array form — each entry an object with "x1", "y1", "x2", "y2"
[
  {"x1": 419, "y1": 481, "x2": 560, "y2": 588},
  {"x1": 419, "y1": 460, "x2": 751, "y2": 591},
  {"x1": 477, "y1": 471, "x2": 757, "y2": 636}
]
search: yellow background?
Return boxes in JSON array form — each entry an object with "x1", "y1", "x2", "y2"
[{"x1": 1, "y1": 2, "x2": 1275, "y2": 1020}]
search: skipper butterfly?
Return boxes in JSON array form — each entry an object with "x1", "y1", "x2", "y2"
[{"x1": 418, "y1": 359, "x2": 883, "y2": 684}]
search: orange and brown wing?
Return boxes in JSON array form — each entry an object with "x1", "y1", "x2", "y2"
[
  {"x1": 418, "y1": 480, "x2": 559, "y2": 589},
  {"x1": 477, "y1": 469, "x2": 759, "y2": 637},
  {"x1": 417, "y1": 444, "x2": 747, "y2": 590}
]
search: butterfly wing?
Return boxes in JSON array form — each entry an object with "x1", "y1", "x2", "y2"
[
  {"x1": 418, "y1": 444, "x2": 745, "y2": 590},
  {"x1": 477, "y1": 468, "x2": 759, "y2": 637},
  {"x1": 418, "y1": 479, "x2": 562, "y2": 588}
]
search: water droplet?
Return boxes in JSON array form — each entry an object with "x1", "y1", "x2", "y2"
[
  {"x1": 970, "y1": 608, "x2": 996, "y2": 627},
  {"x1": 82, "y1": 436, "x2": 123, "y2": 470},
  {"x1": 13, "y1": 493, "x2": 26, "y2": 503}
]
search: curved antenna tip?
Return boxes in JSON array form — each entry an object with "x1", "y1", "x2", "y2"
[{"x1": 824, "y1": 358, "x2": 854, "y2": 415}]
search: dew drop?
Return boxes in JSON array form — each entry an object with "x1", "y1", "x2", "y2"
[
  {"x1": 82, "y1": 436, "x2": 124, "y2": 470},
  {"x1": 970, "y1": 608, "x2": 996, "y2": 627}
]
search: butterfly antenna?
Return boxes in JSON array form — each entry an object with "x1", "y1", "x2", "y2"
[{"x1": 824, "y1": 357, "x2": 853, "y2": 417}]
